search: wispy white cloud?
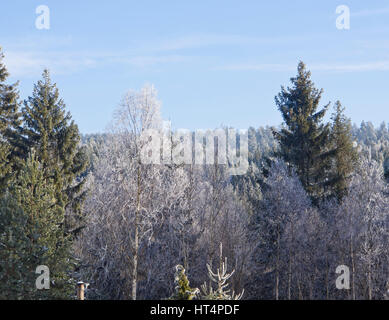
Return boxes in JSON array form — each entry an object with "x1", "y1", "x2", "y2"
[
  {"x1": 311, "y1": 61, "x2": 389, "y2": 72},
  {"x1": 0, "y1": 31, "x2": 185, "y2": 76},
  {"x1": 214, "y1": 63, "x2": 295, "y2": 72},
  {"x1": 149, "y1": 34, "x2": 307, "y2": 52},
  {"x1": 216, "y1": 61, "x2": 389, "y2": 73},
  {"x1": 6, "y1": 32, "x2": 387, "y2": 78},
  {"x1": 4, "y1": 50, "x2": 192, "y2": 77},
  {"x1": 352, "y1": 7, "x2": 389, "y2": 17},
  {"x1": 3, "y1": 51, "x2": 98, "y2": 77},
  {"x1": 1, "y1": 35, "x2": 97, "y2": 77},
  {"x1": 109, "y1": 55, "x2": 191, "y2": 68},
  {"x1": 2, "y1": 33, "x2": 305, "y2": 77}
]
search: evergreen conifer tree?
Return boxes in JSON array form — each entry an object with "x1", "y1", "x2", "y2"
[
  {"x1": 22, "y1": 69, "x2": 88, "y2": 235},
  {"x1": 0, "y1": 47, "x2": 23, "y2": 190},
  {"x1": 0, "y1": 153, "x2": 74, "y2": 299},
  {"x1": 200, "y1": 243, "x2": 244, "y2": 300},
  {"x1": 0, "y1": 194, "x2": 44, "y2": 299},
  {"x1": 274, "y1": 61, "x2": 333, "y2": 203},
  {"x1": 169, "y1": 265, "x2": 199, "y2": 300},
  {"x1": 0, "y1": 143, "x2": 11, "y2": 195},
  {"x1": 329, "y1": 101, "x2": 358, "y2": 201}
]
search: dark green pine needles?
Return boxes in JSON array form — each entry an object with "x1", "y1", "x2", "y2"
[{"x1": 21, "y1": 69, "x2": 89, "y2": 235}]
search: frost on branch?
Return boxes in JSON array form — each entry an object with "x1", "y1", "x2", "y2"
[{"x1": 200, "y1": 243, "x2": 244, "y2": 300}]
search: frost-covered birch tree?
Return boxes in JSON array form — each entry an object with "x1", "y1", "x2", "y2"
[
  {"x1": 76, "y1": 85, "x2": 169, "y2": 299},
  {"x1": 249, "y1": 159, "x2": 317, "y2": 299},
  {"x1": 338, "y1": 156, "x2": 389, "y2": 299}
]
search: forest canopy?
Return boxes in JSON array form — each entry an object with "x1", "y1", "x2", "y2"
[{"x1": 1, "y1": 48, "x2": 389, "y2": 300}]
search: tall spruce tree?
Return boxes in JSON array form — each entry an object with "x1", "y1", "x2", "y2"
[
  {"x1": 329, "y1": 101, "x2": 358, "y2": 201},
  {"x1": 0, "y1": 194, "x2": 43, "y2": 299},
  {"x1": 0, "y1": 143, "x2": 11, "y2": 195},
  {"x1": 22, "y1": 69, "x2": 88, "y2": 235},
  {"x1": 0, "y1": 153, "x2": 74, "y2": 299},
  {"x1": 0, "y1": 47, "x2": 23, "y2": 191},
  {"x1": 274, "y1": 61, "x2": 333, "y2": 203}
]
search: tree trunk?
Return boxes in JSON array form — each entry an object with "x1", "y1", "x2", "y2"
[
  {"x1": 325, "y1": 259, "x2": 330, "y2": 300},
  {"x1": 368, "y1": 262, "x2": 372, "y2": 300},
  {"x1": 288, "y1": 251, "x2": 292, "y2": 300},
  {"x1": 297, "y1": 279, "x2": 303, "y2": 300},
  {"x1": 275, "y1": 228, "x2": 280, "y2": 300},
  {"x1": 350, "y1": 239, "x2": 356, "y2": 300},
  {"x1": 132, "y1": 166, "x2": 141, "y2": 301}
]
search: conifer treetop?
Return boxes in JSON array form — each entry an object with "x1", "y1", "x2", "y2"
[{"x1": 201, "y1": 243, "x2": 244, "y2": 300}]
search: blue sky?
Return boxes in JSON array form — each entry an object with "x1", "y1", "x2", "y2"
[{"x1": 1, "y1": 0, "x2": 389, "y2": 133}]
